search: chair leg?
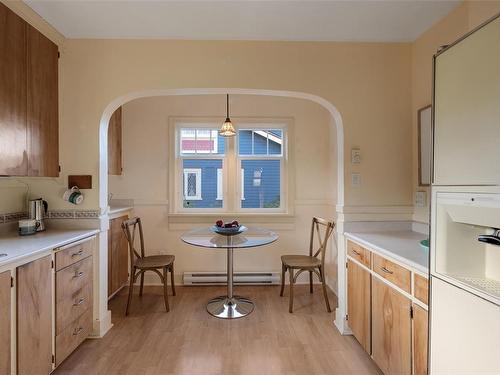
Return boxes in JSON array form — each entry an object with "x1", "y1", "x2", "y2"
[
  {"x1": 170, "y1": 263, "x2": 176, "y2": 296},
  {"x1": 139, "y1": 271, "x2": 145, "y2": 297},
  {"x1": 289, "y1": 268, "x2": 294, "y2": 313},
  {"x1": 163, "y1": 267, "x2": 170, "y2": 312},
  {"x1": 280, "y1": 263, "x2": 286, "y2": 297},
  {"x1": 309, "y1": 271, "x2": 313, "y2": 294},
  {"x1": 125, "y1": 267, "x2": 135, "y2": 316},
  {"x1": 319, "y1": 266, "x2": 331, "y2": 313}
]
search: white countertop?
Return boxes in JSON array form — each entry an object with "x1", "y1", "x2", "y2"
[
  {"x1": 108, "y1": 205, "x2": 133, "y2": 215},
  {"x1": 344, "y1": 230, "x2": 429, "y2": 274},
  {"x1": 0, "y1": 229, "x2": 100, "y2": 268}
]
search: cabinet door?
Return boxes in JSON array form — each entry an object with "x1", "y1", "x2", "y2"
[
  {"x1": 108, "y1": 107, "x2": 122, "y2": 175},
  {"x1": 17, "y1": 255, "x2": 53, "y2": 375},
  {"x1": 372, "y1": 277, "x2": 411, "y2": 375},
  {"x1": 413, "y1": 304, "x2": 428, "y2": 375},
  {"x1": 347, "y1": 259, "x2": 371, "y2": 353},
  {"x1": 27, "y1": 24, "x2": 59, "y2": 177},
  {"x1": 0, "y1": 3, "x2": 28, "y2": 176},
  {"x1": 0, "y1": 271, "x2": 11, "y2": 375},
  {"x1": 109, "y1": 215, "x2": 129, "y2": 297}
]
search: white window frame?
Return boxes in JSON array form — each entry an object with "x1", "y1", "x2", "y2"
[
  {"x1": 183, "y1": 168, "x2": 202, "y2": 200},
  {"x1": 216, "y1": 168, "x2": 223, "y2": 200},
  {"x1": 170, "y1": 118, "x2": 290, "y2": 215}
]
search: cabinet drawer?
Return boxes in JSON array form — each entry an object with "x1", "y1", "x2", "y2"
[
  {"x1": 56, "y1": 256, "x2": 93, "y2": 303},
  {"x1": 373, "y1": 254, "x2": 411, "y2": 293},
  {"x1": 56, "y1": 308, "x2": 92, "y2": 366},
  {"x1": 414, "y1": 274, "x2": 429, "y2": 305},
  {"x1": 347, "y1": 240, "x2": 371, "y2": 267},
  {"x1": 55, "y1": 237, "x2": 94, "y2": 271},
  {"x1": 56, "y1": 281, "x2": 92, "y2": 335}
]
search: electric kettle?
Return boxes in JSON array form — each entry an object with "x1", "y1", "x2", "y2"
[{"x1": 29, "y1": 198, "x2": 48, "y2": 232}]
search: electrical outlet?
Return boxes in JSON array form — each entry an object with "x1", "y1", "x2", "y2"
[
  {"x1": 351, "y1": 173, "x2": 361, "y2": 187},
  {"x1": 351, "y1": 148, "x2": 361, "y2": 164},
  {"x1": 415, "y1": 191, "x2": 427, "y2": 207}
]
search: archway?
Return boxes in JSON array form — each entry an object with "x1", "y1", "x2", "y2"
[{"x1": 97, "y1": 88, "x2": 348, "y2": 335}]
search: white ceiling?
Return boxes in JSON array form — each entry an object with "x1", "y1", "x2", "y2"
[{"x1": 25, "y1": 0, "x2": 460, "y2": 42}]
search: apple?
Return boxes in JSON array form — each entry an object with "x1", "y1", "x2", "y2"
[{"x1": 216, "y1": 220, "x2": 224, "y2": 227}]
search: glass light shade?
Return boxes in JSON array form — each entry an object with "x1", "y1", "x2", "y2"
[{"x1": 219, "y1": 118, "x2": 236, "y2": 137}]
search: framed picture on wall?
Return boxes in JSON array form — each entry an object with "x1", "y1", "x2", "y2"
[{"x1": 418, "y1": 105, "x2": 432, "y2": 186}]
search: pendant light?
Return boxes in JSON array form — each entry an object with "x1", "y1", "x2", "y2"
[{"x1": 219, "y1": 94, "x2": 236, "y2": 137}]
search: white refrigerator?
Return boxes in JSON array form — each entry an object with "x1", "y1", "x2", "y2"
[{"x1": 430, "y1": 14, "x2": 500, "y2": 375}]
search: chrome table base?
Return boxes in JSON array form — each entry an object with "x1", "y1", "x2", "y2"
[
  {"x1": 207, "y1": 243, "x2": 254, "y2": 319},
  {"x1": 206, "y1": 295, "x2": 254, "y2": 319}
]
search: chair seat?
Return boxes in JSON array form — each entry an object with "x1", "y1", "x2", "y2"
[
  {"x1": 135, "y1": 255, "x2": 175, "y2": 269},
  {"x1": 281, "y1": 255, "x2": 321, "y2": 269}
]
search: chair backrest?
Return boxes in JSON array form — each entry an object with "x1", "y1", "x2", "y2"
[
  {"x1": 121, "y1": 217, "x2": 145, "y2": 267},
  {"x1": 309, "y1": 217, "x2": 335, "y2": 266}
]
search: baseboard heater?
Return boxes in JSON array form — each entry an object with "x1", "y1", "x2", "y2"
[{"x1": 183, "y1": 271, "x2": 280, "y2": 285}]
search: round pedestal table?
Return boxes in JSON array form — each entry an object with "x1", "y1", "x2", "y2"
[{"x1": 181, "y1": 226, "x2": 278, "y2": 319}]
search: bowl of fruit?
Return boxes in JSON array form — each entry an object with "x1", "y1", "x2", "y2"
[{"x1": 211, "y1": 220, "x2": 247, "y2": 235}]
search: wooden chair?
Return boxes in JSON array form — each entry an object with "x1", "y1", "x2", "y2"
[
  {"x1": 280, "y1": 217, "x2": 335, "y2": 313},
  {"x1": 122, "y1": 217, "x2": 175, "y2": 315}
]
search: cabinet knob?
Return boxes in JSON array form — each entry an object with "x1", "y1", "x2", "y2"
[
  {"x1": 73, "y1": 327, "x2": 84, "y2": 336},
  {"x1": 71, "y1": 249, "x2": 84, "y2": 257},
  {"x1": 380, "y1": 266, "x2": 394, "y2": 275},
  {"x1": 73, "y1": 271, "x2": 84, "y2": 279},
  {"x1": 73, "y1": 298, "x2": 85, "y2": 306}
]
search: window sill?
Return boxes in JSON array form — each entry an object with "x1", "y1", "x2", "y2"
[{"x1": 167, "y1": 212, "x2": 296, "y2": 229}]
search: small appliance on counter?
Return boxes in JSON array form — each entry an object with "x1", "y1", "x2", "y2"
[
  {"x1": 18, "y1": 219, "x2": 38, "y2": 236},
  {"x1": 29, "y1": 198, "x2": 48, "y2": 232}
]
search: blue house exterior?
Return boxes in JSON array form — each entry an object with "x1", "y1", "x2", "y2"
[{"x1": 183, "y1": 130, "x2": 282, "y2": 209}]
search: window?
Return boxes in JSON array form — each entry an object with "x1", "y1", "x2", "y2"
[
  {"x1": 183, "y1": 168, "x2": 201, "y2": 200},
  {"x1": 173, "y1": 121, "x2": 287, "y2": 213},
  {"x1": 238, "y1": 129, "x2": 283, "y2": 209}
]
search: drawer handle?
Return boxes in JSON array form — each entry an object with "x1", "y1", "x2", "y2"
[
  {"x1": 73, "y1": 271, "x2": 84, "y2": 279},
  {"x1": 351, "y1": 249, "x2": 361, "y2": 256},
  {"x1": 73, "y1": 298, "x2": 85, "y2": 306},
  {"x1": 73, "y1": 327, "x2": 84, "y2": 336},
  {"x1": 71, "y1": 250, "x2": 84, "y2": 257},
  {"x1": 380, "y1": 266, "x2": 394, "y2": 275}
]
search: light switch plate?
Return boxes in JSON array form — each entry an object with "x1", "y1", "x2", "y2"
[
  {"x1": 351, "y1": 173, "x2": 361, "y2": 187},
  {"x1": 415, "y1": 191, "x2": 427, "y2": 207},
  {"x1": 351, "y1": 148, "x2": 361, "y2": 164}
]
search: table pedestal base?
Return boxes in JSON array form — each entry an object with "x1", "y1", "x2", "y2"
[{"x1": 206, "y1": 295, "x2": 254, "y2": 319}]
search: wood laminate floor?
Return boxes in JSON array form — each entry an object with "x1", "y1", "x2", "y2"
[{"x1": 54, "y1": 285, "x2": 381, "y2": 375}]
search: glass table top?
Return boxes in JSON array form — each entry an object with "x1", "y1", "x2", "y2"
[{"x1": 181, "y1": 226, "x2": 278, "y2": 249}]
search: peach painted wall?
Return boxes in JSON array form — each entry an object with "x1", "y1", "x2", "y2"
[{"x1": 411, "y1": 0, "x2": 500, "y2": 224}]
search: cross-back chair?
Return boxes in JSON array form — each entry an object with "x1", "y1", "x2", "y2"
[
  {"x1": 280, "y1": 217, "x2": 335, "y2": 313},
  {"x1": 122, "y1": 217, "x2": 175, "y2": 315}
]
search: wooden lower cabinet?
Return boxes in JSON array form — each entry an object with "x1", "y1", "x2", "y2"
[
  {"x1": 372, "y1": 277, "x2": 412, "y2": 375},
  {"x1": 0, "y1": 271, "x2": 11, "y2": 375},
  {"x1": 413, "y1": 304, "x2": 428, "y2": 375},
  {"x1": 108, "y1": 215, "x2": 129, "y2": 298},
  {"x1": 347, "y1": 260, "x2": 371, "y2": 353},
  {"x1": 17, "y1": 255, "x2": 53, "y2": 375}
]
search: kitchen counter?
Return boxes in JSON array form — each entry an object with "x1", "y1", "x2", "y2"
[
  {"x1": 344, "y1": 230, "x2": 429, "y2": 274},
  {"x1": 108, "y1": 205, "x2": 133, "y2": 219},
  {"x1": 0, "y1": 228, "x2": 100, "y2": 268}
]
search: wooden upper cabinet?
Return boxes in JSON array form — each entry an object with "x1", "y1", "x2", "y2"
[
  {"x1": 27, "y1": 24, "x2": 59, "y2": 177},
  {"x1": 108, "y1": 107, "x2": 123, "y2": 175},
  {"x1": 17, "y1": 255, "x2": 53, "y2": 375},
  {"x1": 372, "y1": 277, "x2": 412, "y2": 375},
  {"x1": 0, "y1": 3, "x2": 28, "y2": 176},
  {"x1": 0, "y1": 3, "x2": 59, "y2": 177},
  {"x1": 347, "y1": 260, "x2": 371, "y2": 353},
  {"x1": 413, "y1": 304, "x2": 428, "y2": 375},
  {"x1": 0, "y1": 271, "x2": 11, "y2": 375}
]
